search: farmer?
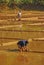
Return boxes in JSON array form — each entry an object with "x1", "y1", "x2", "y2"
[
  {"x1": 17, "y1": 40, "x2": 29, "y2": 52},
  {"x1": 17, "y1": 10, "x2": 22, "y2": 21}
]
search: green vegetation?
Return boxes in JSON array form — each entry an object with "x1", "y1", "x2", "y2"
[
  {"x1": 8, "y1": 0, "x2": 15, "y2": 9},
  {"x1": 0, "y1": 0, "x2": 44, "y2": 5},
  {"x1": 0, "y1": 0, "x2": 44, "y2": 10},
  {"x1": 14, "y1": 0, "x2": 44, "y2": 5}
]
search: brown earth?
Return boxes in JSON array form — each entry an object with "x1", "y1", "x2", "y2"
[{"x1": 0, "y1": 10, "x2": 44, "y2": 65}]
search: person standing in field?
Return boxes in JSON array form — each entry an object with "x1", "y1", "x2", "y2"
[{"x1": 18, "y1": 10, "x2": 22, "y2": 21}]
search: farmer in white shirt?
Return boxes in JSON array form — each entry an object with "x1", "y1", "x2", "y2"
[{"x1": 18, "y1": 10, "x2": 22, "y2": 21}]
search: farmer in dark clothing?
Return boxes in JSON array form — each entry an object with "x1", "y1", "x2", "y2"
[{"x1": 17, "y1": 40, "x2": 28, "y2": 52}]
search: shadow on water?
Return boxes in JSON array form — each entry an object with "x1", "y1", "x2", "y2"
[
  {"x1": 6, "y1": 49, "x2": 20, "y2": 52},
  {"x1": 5, "y1": 49, "x2": 44, "y2": 53}
]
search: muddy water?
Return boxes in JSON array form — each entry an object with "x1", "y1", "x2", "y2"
[
  {"x1": 0, "y1": 39, "x2": 44, "y2": 52},
  {"x1": 0, "y1": 31, "x2": 44, "y2": 39},
  {"x1": 0, "y1": 51, "x2": 44, "y2": 65}
]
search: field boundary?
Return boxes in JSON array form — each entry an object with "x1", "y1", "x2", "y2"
[
  {"x1": 0, "y1": 37, "x2": 44, "y2": 41},
  {"x1": 0, "y1": 38, "x2": 44, "y2": 46},
  {"x1": 0, "y1": 23, "x2": 44, "y2": 29}
]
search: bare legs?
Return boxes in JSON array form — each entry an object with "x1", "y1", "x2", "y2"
[{"x1": 18, "y1": 45, "x2": 28, "y2": 52}]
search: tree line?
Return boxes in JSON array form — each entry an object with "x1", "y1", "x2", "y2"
[{"x1": 0, "y1": 0, "x2": 44, "y2": 10}]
